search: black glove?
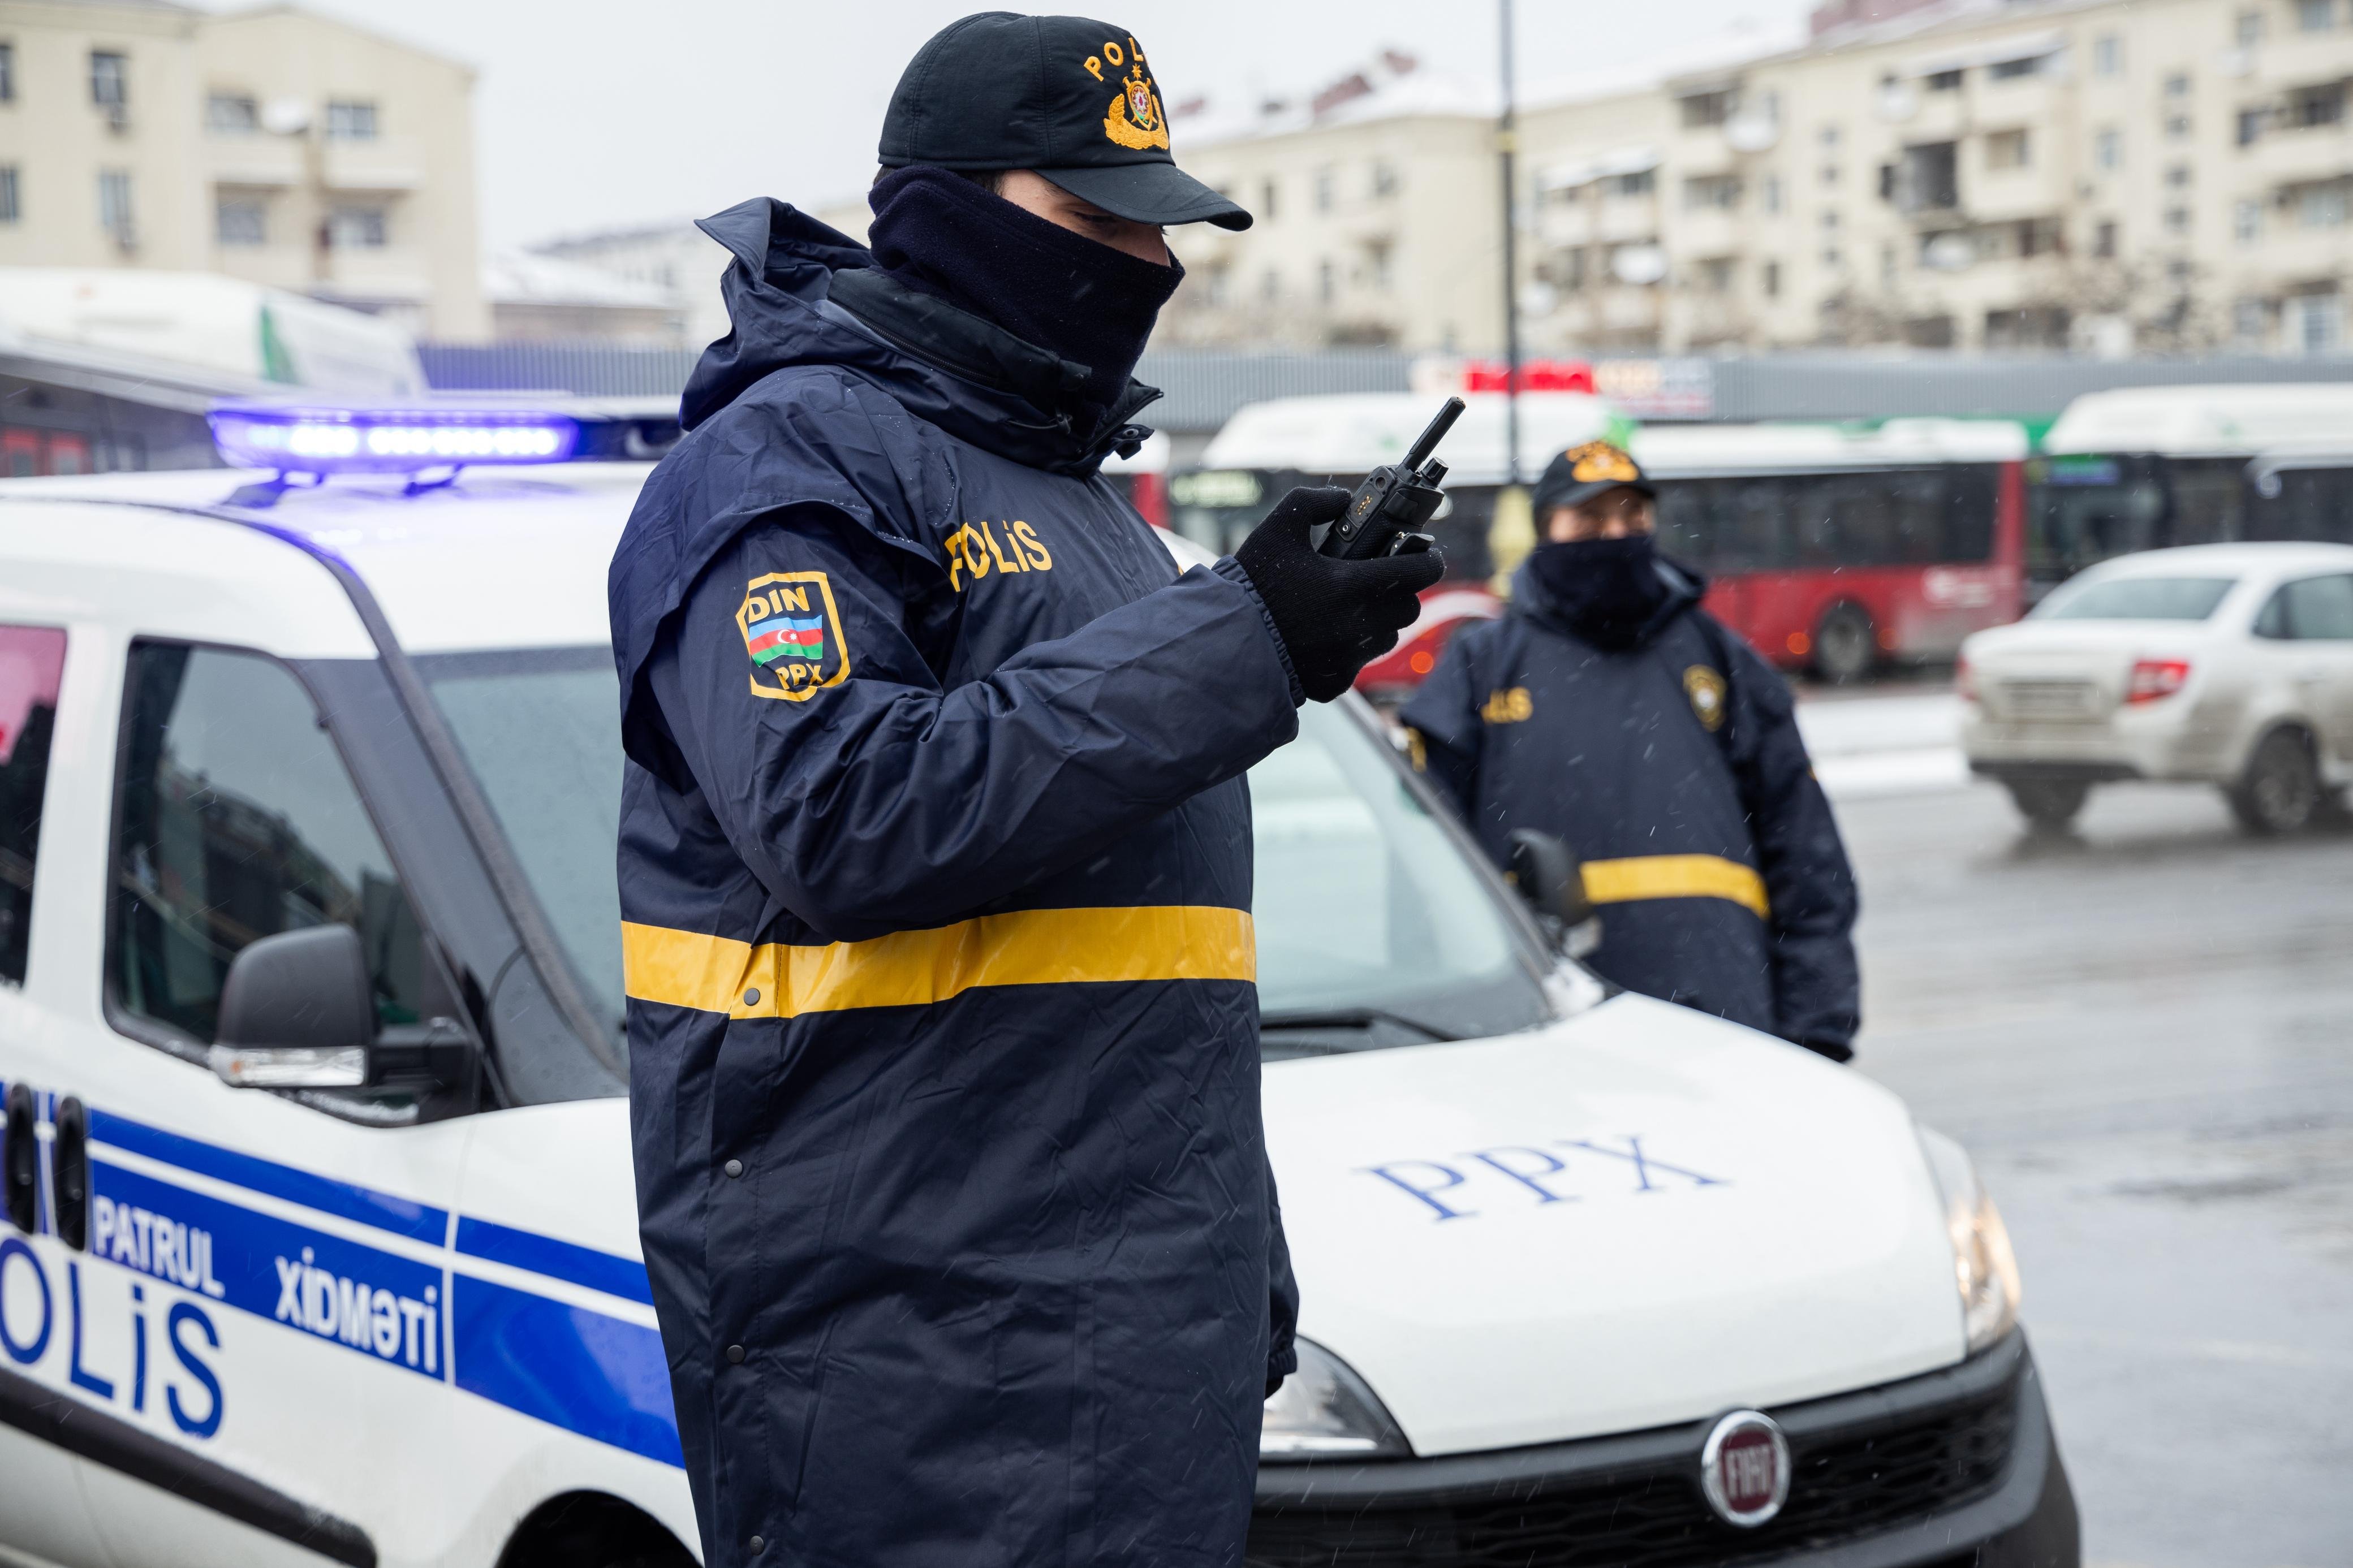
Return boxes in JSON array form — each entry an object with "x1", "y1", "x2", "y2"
[{"x1": 1232, "y1": 487, "x2": 1446, "y2": 703}]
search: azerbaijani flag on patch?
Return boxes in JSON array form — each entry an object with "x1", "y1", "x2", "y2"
[{"x1": 744, "y1": 614, "x2": 825, "y2": 666}]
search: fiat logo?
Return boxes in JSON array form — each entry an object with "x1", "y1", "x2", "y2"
[{"x1": 1700, "y1": 1409, "x2": 1790, "y2": 1528}]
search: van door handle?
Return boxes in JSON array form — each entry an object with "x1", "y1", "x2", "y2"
[
  {"x1": 3, "y1": 1083, "x2": 35, "y2": 1234},
  {"x1": 54, "y1": 1097, "x2": 89, "y2": 1252}
]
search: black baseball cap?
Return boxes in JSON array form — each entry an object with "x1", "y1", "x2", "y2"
[
  {"x1": 1532, "y1": 440, "x2": 1657, "y2": 517},
  {"x1": 879, "y1": 12, "x2": 1252, "y2": 231}
]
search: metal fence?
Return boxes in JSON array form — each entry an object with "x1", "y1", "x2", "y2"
[{"x1": 419, "y1": 339, "x2": 2353, "y2": 435}]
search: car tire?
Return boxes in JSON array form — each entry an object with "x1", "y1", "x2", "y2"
[
  {"x1": 2004, "y1": 777, "x2": 2091, "y2": 830},
  {"x1": 1812, "y1": 604, "x2": 1876, "y2": 686},
  {"x1": 2227, "y1": 727, "x2": 2324, "y2": 835}
]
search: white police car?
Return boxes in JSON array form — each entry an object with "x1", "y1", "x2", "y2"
[{"x1": 0, "y1": 403, "x2": 2074, "y2": 1568}]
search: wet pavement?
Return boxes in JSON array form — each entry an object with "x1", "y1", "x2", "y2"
[{"x1": 1827, "y1": 724, "x2": 2353, "y2": 1568}]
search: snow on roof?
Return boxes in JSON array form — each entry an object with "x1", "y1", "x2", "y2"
[
  {"x1": 1178, "y1": 54, "x2": 1494, "y2": 149},
  {"x1": 483, "y1": 250, "x2": 679, "y2": 310}
]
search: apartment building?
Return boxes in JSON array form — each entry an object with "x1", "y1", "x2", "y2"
[
  {"x1": 1157, "y1": 57, "x2": 1505, "y2": 353},
  {"x1": 1169, "y1": 0, "x2": 2353, "y2": 357},
  {"x1": 0, "y1": 0, "x2": 487, "y2": 339}
]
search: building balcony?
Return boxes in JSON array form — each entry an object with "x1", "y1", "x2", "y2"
[
  {"x1": 1597, "y1": 201, "x2": 1660, "y2": 243},
  {"x1": 205, "y1": 133, "x2": 304, "y2": 189},
  {"x1": 2254, "y1": 34, "x2": 2353, "y2": 87},
  {"x1": 323, "y1": 136, "x2": 426, "y2": 192},
  {"x1": 2234, "y1": 223, "x2": 2353, "y2": 286},
  {"x1": 1669, "y1": 206, "x2": 1740, "y2": 257},
  {"x1": 314, "y1": 247, "x2": 433, "y2": 305},
  {"x1": 1967, "y1": 163, "x2": 2070, "y2": 223},
  {"x1": 1538, "y1": 207, "x2": 1593, "y2": 247},
  {"x1": 1669, "y1": 126, "x2": 1738, "y2": 179},
  {"x1": 2243, "y1": 123, "x2": 2353, "y2": 190}
]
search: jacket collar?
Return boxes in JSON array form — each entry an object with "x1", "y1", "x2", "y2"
[{"x1": 684, "y1": 198, "x2": 1156, "y2": 476}]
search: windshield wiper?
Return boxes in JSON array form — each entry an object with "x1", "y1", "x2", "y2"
[{"x1": 1259, "y1": 1007, "x2": 1460, "y2": 1043}]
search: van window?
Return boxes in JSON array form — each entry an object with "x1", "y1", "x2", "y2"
[
  {"x1": 110, "y1": 643, "x2": 430, "y2": 1046},
  {"x1": 0, "y1": 626, "x2": 67, "y2": 985}
]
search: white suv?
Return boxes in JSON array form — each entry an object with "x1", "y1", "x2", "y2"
[
  {"x1": 0, "y1": 404, "x2": 2074, "y2": 1568},
  {"x1": 1960, "y1": 542, "x2": 2353, "y2": 832}
]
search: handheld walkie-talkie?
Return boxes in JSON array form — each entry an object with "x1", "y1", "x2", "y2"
[{"x1": 1316, "y1": 396, "x2": 1466, "y2": 560}]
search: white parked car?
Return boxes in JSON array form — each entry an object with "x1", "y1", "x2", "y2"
[
  {"x1": 0, "y1": 403, "x2": 2074, "y2": 1568},
  {"x1": 1960, "y1": 542, "x2": 2353, "y2": 832}
]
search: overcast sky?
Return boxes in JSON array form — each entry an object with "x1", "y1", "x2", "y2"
[{"x1": 196, "y1": 1, "x2": 1812, "y2": 250}]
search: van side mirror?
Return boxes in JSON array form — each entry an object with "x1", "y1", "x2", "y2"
[
  {"x1": 209, "y1": 926, "x2": 474, "y2": 1094},
  {"x1": 1505, "y1": 830, "x2": 1601, "y2": 958}
]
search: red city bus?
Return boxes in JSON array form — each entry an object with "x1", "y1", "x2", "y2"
[{"x1": 1636, "y1": 420, "x2": 2029, "y2": 682}]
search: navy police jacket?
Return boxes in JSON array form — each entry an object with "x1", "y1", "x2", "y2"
[
  {"x1": 609, "y1": 199, "x2": 1303, "y2": 1568},
  {"x1": 1400, "y1": 558, "x2": 1860, "y2": 1058}
]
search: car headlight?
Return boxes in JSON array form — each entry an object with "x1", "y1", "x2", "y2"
[
  {"x1": 1917, "y1": 1126, "x2": 2023, "y2": 1353},
  {"x1": 1262, "y1": 1338, "x2": 1411, "y2": 1459}
]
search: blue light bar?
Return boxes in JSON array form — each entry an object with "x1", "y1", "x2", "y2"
[{"x1": 210, "y1": 401, "x2": 580, "y2": 475}]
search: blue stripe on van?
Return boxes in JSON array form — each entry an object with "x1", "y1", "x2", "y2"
[
  {"x1": 90, "y1": 1109, "x2": 450, "y2": 1245},
  {"x1": 451, "y1": 1273, "x2": 683, "y2": 1468},
  {"x1": 454, "y1": 1216, "x2": 654, "y2": 1307}
]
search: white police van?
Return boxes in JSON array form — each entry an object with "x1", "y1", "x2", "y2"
[{"x1": 0, "y1": 403, "x2": 2074, "y2": 1568}]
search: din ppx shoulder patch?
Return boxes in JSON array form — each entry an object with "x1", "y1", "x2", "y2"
[{"x1": 739, "y1": 572, "x2": 849, "y2": 702}]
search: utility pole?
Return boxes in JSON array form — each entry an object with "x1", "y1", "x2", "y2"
[{"x1": 1498, "y1": 0, "x2": 1522, "y2": 489}]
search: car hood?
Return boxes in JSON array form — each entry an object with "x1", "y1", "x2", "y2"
[{"x1": 1262, "y1": 992, "x2": 1966, "y2": 1458}]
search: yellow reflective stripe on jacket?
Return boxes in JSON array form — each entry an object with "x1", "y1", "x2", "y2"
[
  {"x1": 1580, "y1": 855, "x2": 1769, "y2": 921},
  {"x1": 621, "y1": 905, "x2": 1257, "y2": 1020}
]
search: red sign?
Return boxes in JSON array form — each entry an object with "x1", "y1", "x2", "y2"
[{"x1": 1458, "y1": 358, "x2": 1595, "y2": 394}]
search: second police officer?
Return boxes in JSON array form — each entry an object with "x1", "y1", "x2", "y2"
[
  {"x1": 606, "y1": 14, "x2": 1442, "y2": 1568},
  {"x1": 1402, "y1": 439, "x2": 1862, "y2": 1061}
]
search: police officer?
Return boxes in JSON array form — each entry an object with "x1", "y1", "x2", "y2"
[
  {"x1": 607, "y1": 14, "x2": 1441, "y2": 1567},
  {"x1": 1400, "y1": 440, "x2": 1860, "y2": 1059}
]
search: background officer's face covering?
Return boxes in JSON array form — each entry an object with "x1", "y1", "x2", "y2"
[{"x1": 1527, "y1": 535, "x2": 1674, "y2": 650}]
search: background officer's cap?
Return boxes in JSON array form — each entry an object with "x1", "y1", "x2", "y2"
[{"x1": 1532, "y1": 440, "x2": 1658, "y2": 519}]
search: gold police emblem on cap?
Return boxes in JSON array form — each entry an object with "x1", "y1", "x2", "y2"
[
  {"x1": 1684, "y1": 664, "x2": 1727, "y2": 732},
  {"x1": 1563, "y1": 440, "x2": 1640, "y2": 485},
  {"x1": 1086, "y1": 37, "x2": 1169, "y2": 150}
]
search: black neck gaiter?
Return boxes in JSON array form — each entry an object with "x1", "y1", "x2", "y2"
[
  {"x1": 867, "y1": 166, "x2": 1182, "y2": 422},
  {"x1": 1527, "y1": 534, "x2": 1674, "y2": 650}
]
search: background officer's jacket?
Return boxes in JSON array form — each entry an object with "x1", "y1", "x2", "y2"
[
  {"x1": 1402, "y1": 559, "x2": 1860, "y2": 1059},
  {"x1": 609, "y1": 198, "x2": 1300, "y2": 1568}
]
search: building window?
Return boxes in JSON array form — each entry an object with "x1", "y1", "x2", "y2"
[
  {"x1": 2291, "y1": 292, "x2": 2342, "y2": 351},
  {"x1": 2299, "y1": 183, "x2": 2349, "y2": 226},
  {"x1": 1260, "y1": 178, "x2": 1278, "y2": 222},
  {"x1": 0, "y1": 167, "x2": 16, "y2": 224},
  {"x1": 90, "y1": 50, "x2": 127, "y2": 110},
  {"x1": 206, "y1": 93, "x2": 258, "y2": 132},
  {"x1": 2298, "y1": 0, "x2": 2333, "y2": 31},
  {"x1": 2165, "y1": 113, "x2": 2192, "y2": 138},
  {"x1": 2093, "y1": 36, "x2": 2123, "y2": 76},
  {"x1": 1313, "y1": 166, "x2": 1335, "y2": 214},
  {"x1": 2165, "y1": 74, "x2": 2192, "y2": 97},
  {"x1": 1679, "y1": 89, "x2": 1736, "y2": 128},
  {"x1": 1368, "y1": 241, "x2": 1393, "y2": 291},
  {"x1": 327, "y1": 205, "x2": 387, "y2": 248},
  {"x1": 2165, "y1": 205, "x2": 2191, "y2": 233},
  {"x1": 2018, "y1": 217, "x2": 2064, "y2": 256},
  {"x1": 216, "y1": 197, "x2": 266, "y2": 245},
  {"x1": 1763, "y1": 174, "x2": 1782, "y2": 214},
  {"x1": 2234, "y1": 297, "x2": 2269, "y2": 343},
  {"x1": 1699, "y1": 257, "x2": 1735, "y2": 293},
  {"x1": 1821, "y1": 209, "x2": 1841, "y2": 230},
  {"x1": 2239, "y1": 107, "x2": 2268, "y2": 145},
  {"x1": 1989, "y1": 54, "x2": 2044, "y2": 81},
  {"x1": 2289, "y1": 83, "x2": 2346, "y2": 127},
  {"x1": 1820, "y1": 162, "x2": 1839, "y2": 187},
  {"x1": 2095, "y1": 221, "x2": 2118, "y2": 257},
  {"x1": 1927, "y1": 68, "x2": 1964, "y2": 92},
  {"x1": 2096, "y1": 128, "x2": 2122, "y2": 169},
  {"x1": 1986, "y1": 129, "x2": 2032, "y2": 169},
  {"x1": 1317, "y1": 258, "x2": 1334, "y2": 304},
  {"x1": 1260, "y1": 267, "x2": 1279, "y2": 303},
  {"x1": 2238, "y1": 8, "x2": 2266, "y2": 45},
  {"x1": 1763, "y1": 259, "x2": 1781, "y2": 296},
  {"x1": 2236, "y1": 198, "x2": 2262, "y2": 240},
  {"x1": 1899, "y1": 141, "x2": 1960, "y2": 210},
  {"x1": 1684, "y1": 174, "x2": 1740, "y2": 209},
  {"x1": 98, "y1": 170, "x2": 133, "y2": 243},
  {"x1": 0, "y1": 43, "x2": 14, "y2": 102},
  {"x1": 1371, "y1": 159, "x2": 1398, "y2": 198},
  {"x1": 1608, "y1": 169, "x2": 1655, "y2": 198},
  {"x1": 1822, "y1": 247, "x2": 1842, "y2": 267},
  {"x1": 325, "y1": 100, "x2": 377, "y2": 140}
]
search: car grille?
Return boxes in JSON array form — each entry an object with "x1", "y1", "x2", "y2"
[
  {"x1": 1995, "y1": 679, "x2": 2102, "y2": 720},
  {"x1": 1246, "y1": 1371, "x2": 2018, "y2": 1568}
]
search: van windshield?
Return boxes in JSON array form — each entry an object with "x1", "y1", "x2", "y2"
[{"x1": 419, "y1": 649, "x2": 1553, "y2": 1066}]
